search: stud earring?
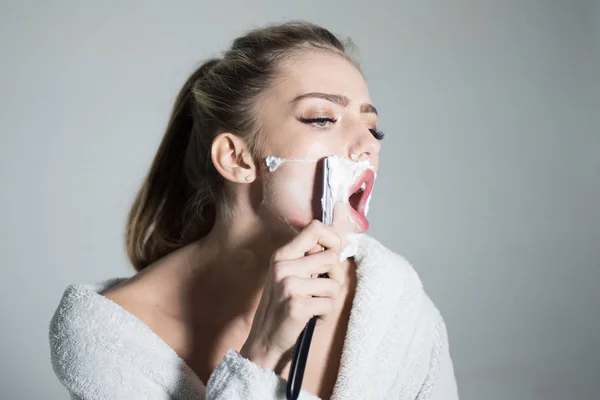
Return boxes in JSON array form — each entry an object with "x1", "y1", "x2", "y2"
[{"x1": 244, "y1": 176, "x2": 252, "y2": 182}]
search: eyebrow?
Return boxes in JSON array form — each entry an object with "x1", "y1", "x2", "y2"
[{"x1": 292, "y1": 92, "x2": 378, "y2": 115}]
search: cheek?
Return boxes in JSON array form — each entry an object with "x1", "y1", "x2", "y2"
[
  {"x1": 271, "y1": 137, "x2": 332, "y2": 162},
  {"x1": 305, "y1": 140, "x2": 330, "y2": 159},
  {"x1": 260, "y1": 164, "x2": 319, "y2": 227},
  {"x1": 282, "y1": 180, "x2": 315, "y2": 224}
]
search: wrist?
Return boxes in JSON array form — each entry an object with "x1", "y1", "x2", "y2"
[{"x1": 239, "y1": 340, "x2": 280, "y2": 370}]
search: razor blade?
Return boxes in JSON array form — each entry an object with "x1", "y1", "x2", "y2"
[{"x1": 321, "y1": 157, "x2": 334, "y2": 226}]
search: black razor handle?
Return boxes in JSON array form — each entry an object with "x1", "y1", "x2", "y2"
[
  {"x1": 286, "y1": 273, "x2": 328, "y2": 400},
  {"x1": 286, "y1": 158, "x2": 332, "y2": 400}
]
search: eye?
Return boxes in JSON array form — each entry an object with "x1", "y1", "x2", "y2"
[
  {"x1": 299, "y1": 117, "x2": 337, "y2": 128},
  {"x1": 369, "y1": 128, "x2": 385, "y2": 140}
]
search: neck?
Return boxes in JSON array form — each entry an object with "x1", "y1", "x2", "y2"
[
  {"x1": 177, "y1": 207, "x2": 288, "y2": 320},
  {"x1": 197, "y1": 207, "x2": 289, "y2": 272},
  {"x1": 180, "y1": 205, "x2": 357, "y2": 327}
]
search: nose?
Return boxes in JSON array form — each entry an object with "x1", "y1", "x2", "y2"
[{"x1": 348, "y1": 127, "x2": 381, "y2": 162}]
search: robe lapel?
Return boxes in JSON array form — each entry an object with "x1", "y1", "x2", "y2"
[{"x1": 331, "y1": 235, "x2": 429, "y2": 399}]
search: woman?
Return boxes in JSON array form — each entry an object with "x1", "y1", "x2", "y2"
[{"x1": 49, "y1": 22, "x2": 458, "y2": 399}]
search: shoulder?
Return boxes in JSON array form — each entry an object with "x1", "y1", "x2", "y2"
[
  {"x1": 101, "y1": 275, "x2": 158, "y2": 328},
  {"x1": 49, "y1": 279, "x2": 129, "y2": 353},
  {"x1": 48, "y1": 278, "x2": 145, "y2": 370},
  {"x1": 49, "y1": 279, "x2": 141, "y2": 396},
  {"x1": 49, "y1": 277, "x2": 169, "y2": 367}
]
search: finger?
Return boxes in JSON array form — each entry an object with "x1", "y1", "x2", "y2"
[
  {"x1": 293, "y1": 276, "x2": 341, "y2": 298},
  {"x1": 273, "y1": 220, "x2": 341, "y2": 262},
  {"x1": 324, "y1": 262, "x2": 346, "y2": 288},
  {"x1": 332, "y1": 201, "x2": 352, "y2": 230},
  {"x1": 301, "y1": 297, "x2": 336, "y2": 318},
  {"x1": 273, "y1": 250, "x2": 338, "y2": 280},
  {"x1": 306, "y1": 243, "x2": 322, "y2": 256},
  {"x1": 306, "y1": 244, "x2": 325, "y2": 277},
  {"x1": 280, "y1": 275, "x2": 341, "y2": 299}
]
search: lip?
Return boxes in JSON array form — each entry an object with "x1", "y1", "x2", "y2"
[{"x1": 348, "y1": 169, "x2": 375, "y2": 232}]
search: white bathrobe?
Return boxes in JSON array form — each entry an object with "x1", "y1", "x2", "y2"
[{"x1": 49, "y1": 235, "x2": 459, "y2": 399}]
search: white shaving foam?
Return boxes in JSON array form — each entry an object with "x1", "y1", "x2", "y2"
[
  {"x1": 264, "y1": 154, "x2": 376, "y2": 260},
  {"x1": 265, "y1": 156, "x2": 285, "y2": 172},
  {"x1": 265, "y1": 156, "x2": 319, "y2": 172},
  {"x1": 325, "y1": 156, "x2": 371, "y2": 205},
  {"x1": 340, "y1": 233, "x2": 362, "y2": 260}
]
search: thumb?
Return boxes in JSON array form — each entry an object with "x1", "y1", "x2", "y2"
[
  {"x1": 331, "y1": 201, "x2": 356, "y2": 233},
  {"x1": 330, "y1": 201, "x2": 356, "y2": 262}
]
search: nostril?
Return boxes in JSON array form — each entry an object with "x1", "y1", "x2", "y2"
[{"x1": 349, "y1": 152, "x2": 370, "y2": 161}]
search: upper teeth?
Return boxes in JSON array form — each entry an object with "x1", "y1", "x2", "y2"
[{"x1": 360, "y1": 182, "x2": 366, "y2": 191}]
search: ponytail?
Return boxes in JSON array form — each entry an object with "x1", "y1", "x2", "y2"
[{"x1": 126, "y1": 60, "x2": 220, "y2": 270}]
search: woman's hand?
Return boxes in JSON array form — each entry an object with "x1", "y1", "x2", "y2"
[{"x1": 239, "y1": 220, "x2": 343, "y2": 370}]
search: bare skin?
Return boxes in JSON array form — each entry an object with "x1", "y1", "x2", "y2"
[
  {"x1": 104, "y1": 238, "x2": 356, "y2": 399},
  {"x1": 104, "y1": 50, "x2": 380, "y2": 399}
]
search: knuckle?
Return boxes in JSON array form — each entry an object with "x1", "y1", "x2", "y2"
[
  {"x1": 307, "y1": 219, "x2": 321, "y2": 230},
  {"x1": 327, "y1": 251, "x2": 339, "y2": 264},
  {"x1": 306, "y1": 221, "x2": 321, "y2": 238},
  {"x1": 280, "y1": 276, "x2": 295, "y2": 297},
  {"x1": 272, "y1": 262, "x2": 287, "y2": 281},
  {"x1": 271, "y1": 249, "x2": 285, "y2": 263}
]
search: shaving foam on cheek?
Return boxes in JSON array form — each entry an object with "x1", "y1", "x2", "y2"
[
  {"x1": 265, "y1": 156, "x2": 319, "y2": 172},
  {"x1": 265, "y1": 156, "x2": 284, "y2": 172},
  {"x1": 263, "y1": 155, "x2": 375, "y2": 260}
]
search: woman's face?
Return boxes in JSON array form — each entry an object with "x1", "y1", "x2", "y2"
[{"x1": 256, "y1": 51, "x2": 382, "y2": 238}]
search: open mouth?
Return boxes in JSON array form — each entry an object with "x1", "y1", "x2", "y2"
[{"x1": 348, "y1": 169, "x2": 375, "y2": 217}]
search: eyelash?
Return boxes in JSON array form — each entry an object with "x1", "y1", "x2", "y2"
[
  {"x1": 370, "y1": 128, "x2": 385, "y2": 140},
  {"x1": 299, "y1": 117, "x2": 385, "y2": 141}
]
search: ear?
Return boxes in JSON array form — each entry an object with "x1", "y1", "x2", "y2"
[{"x1": 211, "y1": 133, "x2": 257, "y2": 183}]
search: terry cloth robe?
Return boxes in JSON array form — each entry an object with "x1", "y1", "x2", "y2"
[{"x1": 49, "y1": 235, "x2": 459, "y2": 399}]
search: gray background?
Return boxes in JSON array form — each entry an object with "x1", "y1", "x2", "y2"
[{"x1": 1, "y1": 1, "x2": 599, "y2": 399}]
